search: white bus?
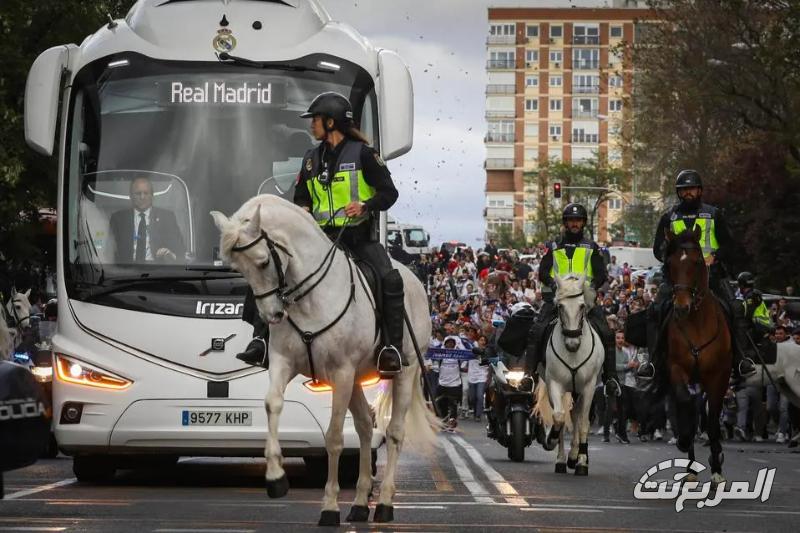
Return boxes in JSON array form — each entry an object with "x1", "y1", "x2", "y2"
[{"x1": 24, "y1": 0, "x2": 413, "y2": 482}]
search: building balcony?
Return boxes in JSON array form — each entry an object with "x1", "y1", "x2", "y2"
[
  {"x1": 487, "y1": 35, "x2": 516, "y2": 45},
  {"x1": 573, "y1": 84, "x2": 599, "y2": 94},
  {"x1": 570, "y1": 133, "x2": 599, "y2": 144},
  {"x1": 487, "y1": 59, "x2": 516, "y2": 70},
  {"x1": 486, "y1": 84, "x2": 516, "y2": 95},
  {"x1": 485, "y1": 132, "x2": 515, "y2": 143},
  {"x1": 572, "y1": 109, "x2": 599, "y2": 119},
  {"x1": 485, "y1": 109, "x2": 516, "y2": 119},
  {"x1": 484, "y1": 207, "x2": 514, "y2": 218},
  {"x1": 572, "y1": 36, "x2": 600, "y2": 45},
  {"x1": 573, "y1": 60, "x2": 600, "y2": 70},
  {"x1": 485, "y1": 158, "x2": 515, "y2": 169}
]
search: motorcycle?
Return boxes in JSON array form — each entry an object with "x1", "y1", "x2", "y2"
[{"x1": 478, "y1": 349, "x2": 544, "y2": 462}]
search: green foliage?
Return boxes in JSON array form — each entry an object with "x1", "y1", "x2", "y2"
[
  {"x1": 608, "y1": 197, "x2": 660, "y2": 247},
  {"x1": 0, "y1": 0, "x2": 134, "y2": 263}
]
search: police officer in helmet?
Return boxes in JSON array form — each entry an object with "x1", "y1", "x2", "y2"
[
  {"x1": 526, "y1": 203, "x2": 621, "y2": 396},
  {"x1": 734, "y1": 271, "x2": 774, "y2": 359},
  {"x1": 235, "y1": 92, "x2": 405, "y2": 377},
  {"x1": 637, "y1": 170, "x2": 756, "y2": 379}
]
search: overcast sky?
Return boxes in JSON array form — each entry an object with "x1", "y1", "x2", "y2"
[{"x1": 317, "y1": 0, "x2": 612, "y2": 245}]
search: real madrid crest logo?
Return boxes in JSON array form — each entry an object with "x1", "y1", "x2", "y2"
[{"x1": 213, "y1": 28, "x2": 237, "y2": 53}]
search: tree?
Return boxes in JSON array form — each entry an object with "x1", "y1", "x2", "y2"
[
  {"x1": 608, "y1": 196, "x2": 660, "y2": 248},
  {"x1": 0, "y1": 0, "x2": 133, "y2": 264}
]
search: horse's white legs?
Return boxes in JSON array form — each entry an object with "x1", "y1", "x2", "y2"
[
  {"x1": 318, "y1": 368, "x2": 355, "y2": 526},
  {"x1": 375, "y1": 370, "x2": 414, "y2": 522},
  {"x1": 345, "y1": 382, "x2": 374, "y2": 523},
  {"x1": 548, "y1": 381, "x2": 567, "y2": 472},
  {"x1": 568, "y1": 407, "x2": 580, "y2": 467},
  {"x1": 575, "y1": 383, "x2": 594, "y2": 476},
  {"x1": 264, "y1": 359, "x2": 293, "y2": 498}
]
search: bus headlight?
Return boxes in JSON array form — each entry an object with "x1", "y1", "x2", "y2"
[
  {"x1": 31, "y1": 365, "x2": 53, "y2": 383},
  {"x1": 55, "y1": 354, "x2": 133, "y2": 390}
]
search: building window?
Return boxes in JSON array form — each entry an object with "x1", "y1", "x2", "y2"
[
  {"x1": 549, "y1": 75, "x2": 562, "y2": 87},
  {"x1": 550, "y1": 25, "x2": 562, "y2": 38},
  {"x1": 610, "y1": 99, "x2": 623, "y2": 112},
  {"x1": 573, "y1": 24, "x2": 599, "y2": 45},
  {"x1": 549, "y1": 124, "x2": 562, "y2": 140},
  {"x1": 572, "y1": 128, "x2": 598, "y2": 144},
  {"x1": 610, "y1": 26, "x2": 623, "y2": 38},
  {"x1": 489, "y1": 50, "x2": 515, "y2": 69},
  {"x1": 524, "y1": 122, "x2": 538, "y2": 136},
  {"x1": 573, "y1": 74, "x2": 599, "y2": 93},
  {"x1": 525, "y1": 98, "x2": 538, "y2": 111},
  {"x1": 525, "y1": 75, "x2": 539, "y2": 87},
  {"x1": 573, "y1": 48, "x2": 600, "y2": 70},
  {"x1": 489, "y1": 23, "x2": 515, "y2": 36},
  {"x1": 549, "y1": 98, "x2": 562, "y2": 111},
  {"x1": 526, "y1": 24, "x2": 539, "y2": 37},
  {"x1": 608, "y1": 198, "x2": 622, "y2": 210},
  {"x1": 487, "y1": 120, "x2": 514, "y2": 142},
  {"x1": 609, "y1": 75, "x2": 623, "y2": 88},
  {"x1": 549, "y1": 50, "x2": 563, "y2": 65},
  {"x1": 526, "y1": 50, "x2": 538, "y2": 65}
]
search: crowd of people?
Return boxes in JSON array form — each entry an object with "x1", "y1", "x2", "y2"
[{"x1": 417, "y1": 239, "x2": 800, "y2": 446}]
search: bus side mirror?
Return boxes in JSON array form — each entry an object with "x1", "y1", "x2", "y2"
[
  {"x1": 377, "y1": 49, "x2": 413, "y2": 161},
  {"x1": 25, "y1": 45, "x2": 75, "y2": 156}
]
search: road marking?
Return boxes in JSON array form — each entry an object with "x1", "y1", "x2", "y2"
[
  {"x1": 450, "y1": 434, "x2": 528, "y2": 506},
  {"x1": 0, "y1": 529, "x2": 68, "y2": 532},
  {"x1": 430, "y1": 463, "x2": 454, "y2": 492},
  {"x1": 393, "y1": 505, "x2": 447, "y2": 510},
  {"x1": 3, "y1": 478, "x2": 77, "y2": 501},
  {"x1": 749, "y1": 458, "x2": 769, "y2": 464},
  {"x1": 45, "y1": 501, "x2": 129, "y2": 506},
  {"x1": 520, "y1": 507, "x2": 602, "y2": 513},
  {"x1": 153, "y1": 530, "x2": 256, "y2": 533},
  {"x1": 438, "y1": 437, "x2": 495, "y2": 504}
]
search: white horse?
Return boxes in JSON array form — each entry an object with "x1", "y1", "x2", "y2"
[
  {"x1": 534, "y1": 274, "x2": 604, "y2": 476},
  {"x1": 211, "y1": 195, "x2": 439, "y2": 526},
  {"x1": 745, "y1": 341, "x2": 800, "y2": 407},
  {"x1": 0, "y1": 288, "x2": 33, "y2": 359}
]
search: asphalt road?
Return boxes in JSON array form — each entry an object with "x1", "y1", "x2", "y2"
[{"x1": 1, "y1": 420, "x2": 798, "y2": 532}]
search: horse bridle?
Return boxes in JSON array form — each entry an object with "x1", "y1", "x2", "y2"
[
  {"x1": 670, "y1": 243, "x2": 707, "y2": 311},
  {"x1": 558, "y1": 290, "x2": 586, "y2": 338},
  {"x1": 231, "y1": 229, "x2": 294, "y2": 303},
  {"x1": 5, "y1": 297, "x2": 31, "y2": 331}
]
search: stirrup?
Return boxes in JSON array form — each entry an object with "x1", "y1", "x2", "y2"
[
  {"x1": 739, "y1": 357, "x2": 757, "y2": 377},
  {"x1": 377, "y1": 345, "x2": 403, "y2": 378},
  {"x1": 235, "y1": 337, "x2": 268, "y2": 368},
  {"x1": 637, "y1": 361, "x2": 655, "y2": 380},
  {"x1": 604, "y1": 378, "x2": 622, "y2": 398}
]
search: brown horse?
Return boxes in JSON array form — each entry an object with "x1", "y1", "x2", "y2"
[{"x1": 663, "y1": 226, "x2": 731, "y2": 487}]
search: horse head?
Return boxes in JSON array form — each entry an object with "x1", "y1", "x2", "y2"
[
  {"x1": 665, "y1": 225, "x2": 706, "y2": 318},
  {"x1": 211, "y1": 202, "x2": 293, "y2": 325},
  {"x1": 6, "y1": 287, "x2": 32, "y2": 330},
  {"x1": 555, "y1": 274, "x2": 587, "y2": 352}
]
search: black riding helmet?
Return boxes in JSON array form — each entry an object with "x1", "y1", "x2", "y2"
[
  {"x1": 300, "y1": 92, "x2": 354, "y2": 129},
  {"x1": 675, "y1": 169, "x2": 703, "y2": 192},
  {"x1": 737, "y1": 271, "x2": 756, "y2": 288},
  {"x1": 562, "y1": 203, "x2": 588, "y2": 224}
]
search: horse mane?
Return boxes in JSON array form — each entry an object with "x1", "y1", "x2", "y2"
[
  {"x1": 665, "y1": 227, "x2": 702, "y2": 259},
  {"x1": 218, "y1": 194, "x2": 327, "y2": 261},
  {"x1": 556, "y1": 274, "x2": 585, "y2": 299}
]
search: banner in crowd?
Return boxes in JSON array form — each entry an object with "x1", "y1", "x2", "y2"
[{"x1": 425, "y1": 348, "x2": 475, "y2": 361}]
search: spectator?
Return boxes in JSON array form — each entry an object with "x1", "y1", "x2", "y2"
[
  {"x1": 436, "y1": 336, "x2": 466, "y2": 429},
  {"x1": 466, "y1": 336, "x2": 490, "y2": 422}
]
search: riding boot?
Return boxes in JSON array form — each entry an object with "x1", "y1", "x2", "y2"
[
  {"x1": 377, "y1": 270, "x2": 405, "y2": 378},
  {"x1": 602, "y1": 345, "x2": 621, "y2": 397},
  {"x1": 637, "y1": 284, "x2": 671, "y2": 380},
  {"x1": 236, "y1": 317, "x2": 269, "y2": 368},
  {"x1": 731, "y1": 316, "x2": 757, "y2": 379}
]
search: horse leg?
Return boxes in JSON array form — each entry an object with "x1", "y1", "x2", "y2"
[
  {"x1": 318, "y1": 368, "x2": 356, "y2": 527},
  {"x1": 575, "y1": 383, "x2": 595, "y2": 476},
  {"x1": 345, "y1": 382, "x2": 373, "y2": 523},
  {"x1": 706, "y1": 384, "x2": 726, "y2": 488},
  {"x1": 374, "y1": 368, "x2": 414, "y2": 522},
  {"x1": 264, "y1": 360, "x2": 293, "y2": 499},
  {"x1": 567, "y1": 408, "x2": 580, "y2": 470},
  {"x1": 549, "y1": 382, "x2": 567, "y2": 473}
]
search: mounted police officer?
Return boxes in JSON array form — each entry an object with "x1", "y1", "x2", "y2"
[
  {"x1": 236, "y1": 92, "x2": 404, "y2": 378},
  {"x1": 525, "y1": 203, "x2": 621, "y2": 396},
  {"x1": 734, "y1": 271, "x2": 775, "y2": 361},
  {"x1": 637, "y1": 170, "x2": 756, "y2": 379}
]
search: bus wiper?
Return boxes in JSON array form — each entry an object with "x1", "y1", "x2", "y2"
[
  {"x1": 81, "y1": 272, "x2": 243, "y2": 302},
  {"x1": 217, "y1": 52, "x2": 335, "y2": 74}
]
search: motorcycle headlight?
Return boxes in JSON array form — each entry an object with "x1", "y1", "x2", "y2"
[
  {"x1": 55, "y1": 354, "x2": 132, "y2": 390},
  {"x1": 505, "y1": 370, "x2": 526, "y2": 387},
  {"x1": 32, "y1": 365, "x2": 53, "y2": 383}
]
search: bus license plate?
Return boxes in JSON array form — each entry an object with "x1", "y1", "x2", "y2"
[{"x1": 181, "y1": 410, "x2": 252, "y2": 426}]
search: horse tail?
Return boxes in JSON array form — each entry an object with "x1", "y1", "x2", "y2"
[
  {"x1": 375, "y1": 365, "x2": 442, "y2": 455},
  {"x1": 0, "y1": 320, "x2": 11, "y2": 360},
  {"x1": 533, "y1": 380, "x2": 553, "y2": 427}
]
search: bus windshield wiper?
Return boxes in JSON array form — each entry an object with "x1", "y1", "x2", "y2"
[
  {"x1": 81, "y1": 272, "x2": 243, "y2": 302},
  {"x1": 217, "y1": 52, "x2": 335, "y2": 74}
]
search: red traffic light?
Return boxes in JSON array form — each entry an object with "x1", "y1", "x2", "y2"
[{"x1": 553, "y1": 182, "x2": 562, "y2": 198}]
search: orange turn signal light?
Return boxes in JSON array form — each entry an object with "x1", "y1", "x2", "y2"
[
  {"x1": 55, "y1": 355, "x2": 132, "y2": 390},
  {"x1": 303, "y1": 373, "x2": 382, "y2": 393}
]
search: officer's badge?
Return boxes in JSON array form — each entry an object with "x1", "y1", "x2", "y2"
[
  {"x1": 213, "y1": 28, "x2": 237, "y2": 53},
  {"x1": 305, "y1": 158, "x2": 313, "y2": 172},
  {"x1": 373, "y1": 153, "x2": 386, "y2": 167}
]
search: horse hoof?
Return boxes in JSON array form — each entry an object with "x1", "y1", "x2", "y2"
[
  {"x1": 685, "y1": 473, "x2": 698, "y2": 483},
  {"x1": 567, "y1": 457, "x2": 577, "y2": 469},
  {"x1": 574, "y1": 464, "x2": 589, "y2": 476},
  {"x1": 265, "y1": 474, "x2": 289, "y2": 499},
  {"x1": 555, "y1": 463, "x2": 567, "y2": 474},
  {"x1": 318, "y1": 510, "x2": 340, "y2": 527},
  {"x1": 710, "y1": 473, "x2": 726, "y2": 487},
  {"x1": 373, "y1": 504, "x2": 394, "y2": 523},
  {"x1": 346, "y1": 505, "x2": 370, "y2": 523},
  {"x1": 676, "y1": 439, "x2": 691, "y2": 453}
]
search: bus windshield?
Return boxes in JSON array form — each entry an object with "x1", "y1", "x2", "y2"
[{"x1": 64, "y1": 53, "x2": 377, "y2": 303}]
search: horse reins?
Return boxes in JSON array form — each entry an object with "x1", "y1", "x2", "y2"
[
  {"x1": 670, "y1": 243, "x2": 707, "y2": 311},
  {"x1": 550, "y1": 290, "x2": 596, "y2": 394},
  {"x1": 230, "y1": 217, "x2": 357, "y2": 384}
]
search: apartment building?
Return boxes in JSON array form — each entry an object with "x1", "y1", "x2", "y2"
[{"x1": 485, "y1": 4, "x2": 654, "y2": 243}]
